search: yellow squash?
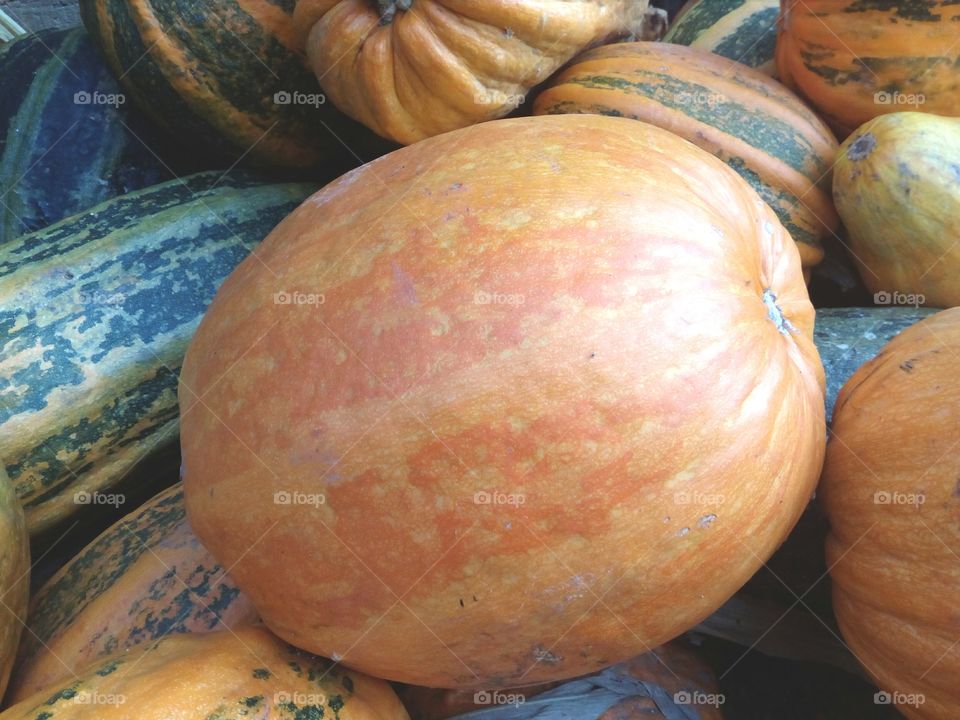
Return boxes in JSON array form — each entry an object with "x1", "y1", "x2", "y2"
[{"x1": 833, "y1": 112, "x2": 960, "y2": 308}]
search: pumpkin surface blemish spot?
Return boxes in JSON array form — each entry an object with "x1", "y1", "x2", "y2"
[{"x1": 252, "y1": 667, "x2": 271, "y2": 679}]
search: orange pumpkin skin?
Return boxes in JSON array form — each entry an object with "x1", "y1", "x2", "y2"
[
  {"x1": 533, "y1": 41, "x2": 839, "y2": 270},
  {"x1": 776, "y1": 0, "x2": 960, "y2": 137},
  {"x1": 822, "y1": 308, "x2": 960, "y2": 720},
  {"x1": 180, "y1": 114, "x2": 826, "y2": 688},
  {"x1": 397, "y1": 641, "x2": 723, "y2": 719},
  {"x1": 0, "y1": 627, "x2": 410, "y2": 720},
  {"x1": 8, "y1": 483, "x2": 259, "y2": 702},
  {"x1": 292, "y1": 0, "x2": 648, "y2": 143}
]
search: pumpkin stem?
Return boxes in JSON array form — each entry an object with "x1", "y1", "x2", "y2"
[
  {"x1": 763, "y1": 290, "x2": 795, "y2": 335},
  {"x1": 378, "y1": 0, "x2": 412, "y2": 25},
  {"x1": 846, "y1": 132, "x2": 877, "y2": 162}
]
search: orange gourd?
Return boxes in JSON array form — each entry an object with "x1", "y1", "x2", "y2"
[{"x1": 292, "y1": 0, "x2": 649, "y2": 143}]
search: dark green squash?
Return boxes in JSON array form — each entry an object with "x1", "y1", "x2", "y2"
[
  {"x1": 0, "y1": 172, "x2": 314, "y2": 536},
  {"x1": 79, "y1": 0, "x2": 396, "y2": 171},
  {"x1": 0, "y1": 28, "x2": 174, "y2": 244}
]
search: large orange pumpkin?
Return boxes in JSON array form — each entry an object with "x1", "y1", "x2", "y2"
[
  {"x1": 180, "y1": 114, "x2": 826, "y2": 689},
  {"x1": 776, "y1": 0, "x2": 960, "y2": 137},
  {"x1": 821, "y1": 308, "x2": 960, "y2": 720},
  {"x1": 292, "y1": 0, "x2": 649, "y2": 143}
]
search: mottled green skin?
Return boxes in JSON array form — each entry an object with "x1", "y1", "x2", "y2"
[
  {"x1": 78, "y1": 0, "x2": 394, "y2": 170},
  {"x1": 664, "y1": 0, "x2": 778, "y2": 69},
  {"x1": 10, "y1": 482, "x2": 258, "y2": 700},
  {"x1": 814, "y1": 307, "x2": 936, "y2": 423},
  {"x1": 3, "y1": 629, "x2": 372, "y2": 720},
  {"x1": 0, "y1": 172, "x2": 313, "y2": 534},
  {"x1": 0, "y1": 28, "x2": 172, "y2": 244}
]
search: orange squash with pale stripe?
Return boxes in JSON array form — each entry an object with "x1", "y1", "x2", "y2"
[
  {"x1": 180, "y1": 114, "x2": 826, "y2": 688},
  {"x1": 777, "y1": 0, "x2": 960, "y2": 137}
]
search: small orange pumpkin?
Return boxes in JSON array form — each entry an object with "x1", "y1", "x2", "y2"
[{"x1": 292, "y1": 0, "x2": 649, "y2": 143}]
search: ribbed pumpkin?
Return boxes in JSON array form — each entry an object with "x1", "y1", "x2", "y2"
[
  {"x1": 180, "y1": 114, "x2": 826, "y2": 688},
  {"x1": 822, "y1": 308, "x2": 960, "y2": 720},
  {"x1": 0, "y1": 28, "x2": 173, "y2": 244},
  {"x1": 79, "y1": 0, "x2": 394, "y2": 170},
  {"x1": 0, "y1": 466, "x2": 29, "y2": 701},
  {"x1": 0, "y1": 626, "x2": 410, "y2": 719},
  {"x1": 397, "y1": 641, "x2": 722, "y2": 719},
  {"x1": 832, "y1": 112, "x2": 960, "y2": 309},
  {"x1": 533, "y1": 41, "x2": 838, "y2": 270},
  {"x1": 776, "y1": 0, "x2": 960, "y2": 137},
  {"x1": 665, "y1": 0, "x2": 779, "y2": 75},
  {"x1": 8, "y1": 482, "x2": 258, "y2": 702},
  {"x1": 292, "y1": 0, "x2": 649, "y2": 144}
]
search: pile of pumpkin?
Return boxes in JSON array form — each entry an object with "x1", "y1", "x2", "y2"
[{"x1": 0, "y1": 0, "x2": 958, "y2": 718}]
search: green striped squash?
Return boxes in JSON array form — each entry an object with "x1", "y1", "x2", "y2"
[
  {"x1": 0, "y1": 28, "x2": 175, "y2": 244},
  {"x1": 665, "y1": 0, "x2": 780, "y2": 75},
  {"x1": 8, "y1": 482, "x2": 257, "y2": 702},
  {"x1": 533, "y1": 41, "x2": 839, "y2": 270},
  {"x1": 79, "y1": 0, "x2": 395, "y2": 171},
  {"x1": 0, "y1": 172, "x2": 314, "y2": 536},
  {"x1": 814, "y1": 307, "x2": 936, "y2": 423}
]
